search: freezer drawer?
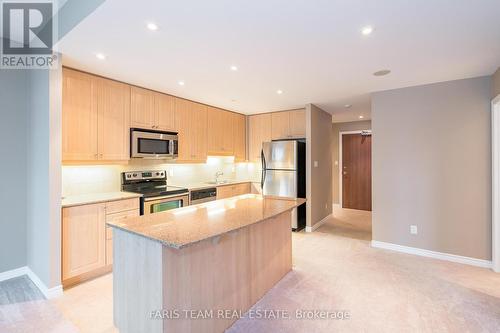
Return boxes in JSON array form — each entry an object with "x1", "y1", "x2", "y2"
[
  {"x1": 262, "y1": 141, "x2": 297, "y2": 170},
  {"x1": 262, "y1": 170, "x2": 297, "y2": 198}
]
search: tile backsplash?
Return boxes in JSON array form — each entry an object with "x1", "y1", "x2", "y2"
[{"x1": 62, "y1": 157, "x2": 261, "y2": 197}]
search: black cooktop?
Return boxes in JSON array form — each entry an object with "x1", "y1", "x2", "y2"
[{"x1": 121, "y1": 170, "x2": 188, "y2": 198}]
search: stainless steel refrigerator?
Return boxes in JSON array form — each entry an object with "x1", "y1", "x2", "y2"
[{"x1": 262, "y1": 140, "x2": 306, "y2": 230}]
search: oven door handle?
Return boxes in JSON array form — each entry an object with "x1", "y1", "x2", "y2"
[{"x1": 143, "y1": 193, "x2": 188, "y2": 202}]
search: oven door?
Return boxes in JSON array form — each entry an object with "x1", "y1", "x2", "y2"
[
  {"x1": 142, "y1": 194, "x2": 189, "y2": 215},
  {"x1": 131, "y1": 130, "x2": 178, "y2": 159}
]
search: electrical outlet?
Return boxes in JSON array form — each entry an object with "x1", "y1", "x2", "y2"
[
  {"x1": 410, "y1": 225, "x2": 418, "y2": 235},
  {"x1": 314, "y1": 161, "x2": 319, "y2": 167}
]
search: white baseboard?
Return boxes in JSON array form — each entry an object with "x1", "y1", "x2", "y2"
[
  {"x1": 0, "y1": 266, "x2": 63, "y2": 299},
  {"x1": 26, "y1": 268, "x2": 63, "y2": 299},
  {"x1": 371, "y1": 240, "x2": 493, "y2": 269},
  {"x1": 305, "y1": 214, "x2": 331, "y2": 232},
  {"x1": 0, "y1": 266, "x2": 29, "y2": 282}
]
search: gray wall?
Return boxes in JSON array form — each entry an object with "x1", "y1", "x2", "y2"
[
  {"x1": 332, "y1": 120, "x2": 372, "y2": 204},
  {"x1": 493, "y1": 68, "x2": 500, "y2": 98},
  {"x1": 306, "y1": 104, "x2": 333, "y2": 227},
  {"x1": 372, "y1": 76, "x2": 491, "y2": 260},
  {"x1": 0, "y1": 68, "x2": 28, "y2": 273}
]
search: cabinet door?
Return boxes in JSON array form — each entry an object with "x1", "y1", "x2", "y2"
[
  {"x1": 289, "y1": 109, "x2": 306, "y2": 138},
  {"x1": 175, "y1": 99, "x2": 207, "y2": 162},
  {"x1": 248, "y1": 113, "x2": 272, "y2": 162},
  {"x1": 62, "y1": 68, "x2": 98, "y2": 161},
  {"x1": 154, "y1": 93, "x2": 176, "y2": 131},
  {"x1": 207, "y1": 107, "x2": 234, "y2": 155},
  {"x1": 192, "y1": 102, "x2": 208, "y2": 161},
  {"x1": 130, "y1": 87, "x2": 155, "y2": 130},
  {"x1": 216, "y1": 185, "x2": 235, "y2": 199},
  {"x1": 62, "y1": 203, "x2": 106, "y2": 281},
  {"x1": 97, "y1": 78, "x2": 130, "y2": 161},
  {"x1": 271, "y1": 112, "x2": 290, "y2": 140},
  {"x1": 233, "y1": 114, "x2": 246, "y2": 162}
]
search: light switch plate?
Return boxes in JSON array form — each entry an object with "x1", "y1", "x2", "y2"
[
  {"x1": 314, "y1": 161, "x2": 319, "y2": 167},
  {"x1": 410, "y1": 225, "x2": 418, "y2": 235}
]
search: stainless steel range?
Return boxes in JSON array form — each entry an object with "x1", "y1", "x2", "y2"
[{"x1": 121, "y1": 170, "x2": 189, "y2": 215}]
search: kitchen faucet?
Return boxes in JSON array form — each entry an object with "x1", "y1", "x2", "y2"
[{"x1": 215, "y1": 171, "x2": 224, "y2": 183}]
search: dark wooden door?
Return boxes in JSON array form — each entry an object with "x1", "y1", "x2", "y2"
[{"x1": 342, "y1": 133, "x2": 372, "y2": 211}]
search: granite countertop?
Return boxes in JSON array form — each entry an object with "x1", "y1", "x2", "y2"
[
  {"x1": 170, "y1": 179, "x2": 259, "y2": 191},
  {"x1": 61, "y1": 192, "x2": 143, "y2": 208},
  {"x1": 107, "y1": 194, "x2": 306, "y2": 249}
]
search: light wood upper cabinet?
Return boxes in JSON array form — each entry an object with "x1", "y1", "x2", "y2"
[
  {"x1": 63, "y1": 68, "x2": 130, "y2": 163},
  {"x1": 97, "y1": 78, "x2": 130, "y2": 161},
  {"x1": 271, "y1": 112, "x2": 290, "y2": 140},
  {"x1": 233, "y1": 114, "x2": 246, "y2": 161},
  {"x1": 207, "y1": 107, "x2": 234, "y2": 155},
  {"x1": 248, "y1": 113, "x2": 272, "y2": 161},
  {"x1": 154, "y1": 93, "x2": 176, "y2": 131},
  {"x1": 271, "y1": 109, "x2": 306, "y2": 140},
  {"x1": 62, "y1": 203, "x2": 106, "y2": 281},
  {"x1": 288, "y1": 109, "x2": 306, "y2": 137},
  {"x1": 130, "y1": 87, "x2": 155, "y2": 130},
  {"x1": 175, "y1": 98, "x2": 207, "y2": 162},
  {"x1": 131, "y1": 87, "x2": 176, "y2": 131},
  {"x1": 62, "y1": 68, "x2": 98, "y2": 161}
]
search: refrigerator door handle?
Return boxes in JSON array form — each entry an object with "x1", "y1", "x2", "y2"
[{"x1": 261, "y1": 149, "x2": 266, "y2": 189}]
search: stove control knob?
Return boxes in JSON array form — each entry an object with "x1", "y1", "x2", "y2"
[
  {"x1": 133, "y1": 173, "x2": 137, "y2": 177},
  {"x1": 126, "y1": 174, "x2": 131, "y2": 178},
  {"x1": 155, "y1": 172, "x2": 160, "y2": 176}
]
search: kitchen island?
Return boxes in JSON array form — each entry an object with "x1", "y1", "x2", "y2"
[{"x1": 107, "y1": 194, "x2": 306, "y2": 333}]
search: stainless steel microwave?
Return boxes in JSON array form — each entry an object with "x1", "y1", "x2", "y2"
[{"x1": 130, "y1": 129, "x2": 178, "y2": 159}]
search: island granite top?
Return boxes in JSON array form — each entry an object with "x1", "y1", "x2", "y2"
[{"x1": 107, "y1": 194, "x2": 306, "y2": 249}]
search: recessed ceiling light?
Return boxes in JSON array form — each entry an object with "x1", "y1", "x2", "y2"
[
  {"x1": 95, "y1": 53, "x2": 106, "y2": 60},
  {"x1": 146, "y1": 22, "x2": 159, "y2": 31},
  {"x1": 276, "y1": 90, "x2": 283, "y2": 95},
  {"x1": 178, "y1": 80, "x2": 185, "y2": 86},
  {"x1": 361, "y1": 26, "x2": 374, "y2": 35},
  {"x1": 230, "y1": 65, "x2": 238, "y2": 71},
  {"x1": 344, "y1": 104, "x2": 352, "y2": 108},
  {"x1": 373, "y1": 69, "x2": 391, "y2": 76},
  {"x1": 359, "y1": 115, "x2": 364, "y2": 119}
]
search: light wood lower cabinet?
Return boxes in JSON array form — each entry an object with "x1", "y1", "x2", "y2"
[
  {"x1": 62, "y1": 203, "x2": 106, "y2": 285},
  {"x1": 62, "y1": 198, "x2": 139, "y2": 288},
  {"x1": 216, "y1": 182, "x2": 251, "y2": 199}
]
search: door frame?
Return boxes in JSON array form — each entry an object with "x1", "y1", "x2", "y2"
[
  {"x1": 492, "y1": 94, "x2": 500, "y2": 272},
  {"x1": 339, "y1": 129, "x2": 372, "y2": 208}
]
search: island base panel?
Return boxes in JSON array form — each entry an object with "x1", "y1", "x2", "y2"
[{"x1": 112, "y1": 210, "x2": 292, "y2": 333}]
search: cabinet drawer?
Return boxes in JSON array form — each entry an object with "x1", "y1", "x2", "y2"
[
  {"x1": 105, "y1": 198, "x2": 139, "y2": 214},
  {"x1": 216, "y1": 183, "x2": 251, "y2": 199},
  {"x1": 105, "y1": 209, "x2": 140, "y2": 237}
]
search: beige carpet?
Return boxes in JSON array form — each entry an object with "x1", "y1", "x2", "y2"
[
  {"x1": 3, "y1": 207, "x2": 500, "y2": 332},
  {"x1": 228, "y1": 208, "x2": 500, "y2": 332}
]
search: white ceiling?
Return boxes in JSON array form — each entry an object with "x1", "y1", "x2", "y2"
[{"x1": 56, "y1": 0, "x2": 500, "y2": 122}]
